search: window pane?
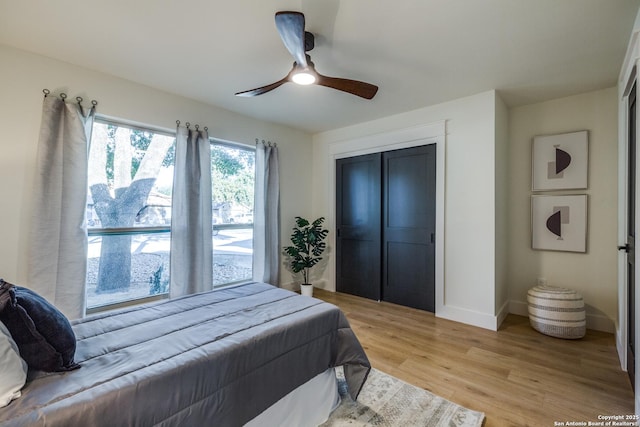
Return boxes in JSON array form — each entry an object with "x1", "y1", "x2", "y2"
[
  {"x1": 87, "y1": 122, "x2": 175, "y2": 229},
  {"x1": 212, "y1": 227, "x2": 253, "y2": 286},
  {"x1": 211, "y1": 143, "x2": 255, "y2": 286},
  {"x1": 86, "y1": 232, "x2": 171, "y2": 308},
  {"x1": 86, "y1": 121, "x2": 175, "y2": 308}
]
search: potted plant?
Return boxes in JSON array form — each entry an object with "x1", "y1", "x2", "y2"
[{"x1": 283, "y1": 216, "x2": 329, "y2": 297}]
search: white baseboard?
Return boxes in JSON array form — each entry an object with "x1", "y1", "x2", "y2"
[
  {"x1": 617, "y1": 328, "x2": 626, "y2": 371},
  {"x1": 280, "y1": 281, "x2": 297, "y2": 292},
  {"x1": 508, "y1": 299, "x2": 615, "y2": 333},
  {"x1": 311, "y1": 279, "x2": 329, "y2": 290},
  {"x1": 436, "y1": 304, "x2": 501, "y2": 331},
  {"x1": 587, "y1": 313, "x2": 616, "y2": 334},
  {"x1": 509, "y1": 300, "x2": 529, "y2": 317},
  {"x1": 280, "y1": 280, "x2": 328, "y2": 293},
  {"x1": 496, "y1": 299, "x2": 510, "y2": 329}
]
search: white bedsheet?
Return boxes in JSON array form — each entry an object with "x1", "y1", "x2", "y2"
[{"x1": 246, "y1": 368, "x2": 340, "y2": 427}]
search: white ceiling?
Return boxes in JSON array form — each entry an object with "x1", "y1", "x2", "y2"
[{"x1": 1, "y1": 0, "x2": 638, "y2": 133}]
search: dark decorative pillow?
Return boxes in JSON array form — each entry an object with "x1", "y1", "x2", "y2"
[{"x1": 0, "y1": 280, "x2": 79, "y2": 372}]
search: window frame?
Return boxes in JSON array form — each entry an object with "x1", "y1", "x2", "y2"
[
  {"x1": 209, "y1": 138, "x2": 256, "y2": 288},
  {"x1": 86, "y1": 118, "x2": 176, "y2": 313}
]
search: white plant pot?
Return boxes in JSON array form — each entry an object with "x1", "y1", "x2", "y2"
[{"x1": 300, "y1": 284, "x2": 314, "y2": 297}]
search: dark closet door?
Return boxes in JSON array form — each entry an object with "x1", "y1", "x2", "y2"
[
  {"x1": 382, "y1": 145, "x2": 436, "y2": 311},
  {"x1": 335, "y1": 153, "x2": 382, "y2": 300},
  {"x1": 626, "y1": 82, "x2": 636, "y2": 390}
]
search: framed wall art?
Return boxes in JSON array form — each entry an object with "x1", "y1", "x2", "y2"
[
  {"x1": 531, "y1": 130, "x2": 588, "y2": 191},
  {"x1": 531, "y1": 194, "x2": 587, "y2": 253}
]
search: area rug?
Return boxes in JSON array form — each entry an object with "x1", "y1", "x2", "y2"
[{"x1": 321, "y1": 368, "x2": 485, "y2": 427}]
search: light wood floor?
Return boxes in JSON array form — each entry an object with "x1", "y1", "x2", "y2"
[{"x1": 313, "y1": 289, "x2": 635, "y2": 427}]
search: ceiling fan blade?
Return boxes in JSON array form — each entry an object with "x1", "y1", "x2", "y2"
[
  {"x1": 275, "y1": 11, "x2": 308, "y2": 67},
  {"x1": 235, "y1": 77, "x2": 289, "y2": 97},
  {"x1": 316, "y1": 73, "x2": 379, "y2": 99}
]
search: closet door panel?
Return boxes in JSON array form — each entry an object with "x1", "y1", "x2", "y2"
[
  {"x1": 385, "y1": 241, "x2": 431, "y2": 308},
  {"x1": 335, "y1": 153, "x2": 381, "y2": 300},
  {"x1": 382, "y1": 145, "x2": 436, "y2": 312}
]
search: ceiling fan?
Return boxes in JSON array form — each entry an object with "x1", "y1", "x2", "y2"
[{"x1": 235, "y1": 11, "x2": 378, "y2": 100}]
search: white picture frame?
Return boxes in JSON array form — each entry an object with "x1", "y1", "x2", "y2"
[
  {"x1": 532, "y1": 130, "x2": 588, "y2": 191},
  {"x1": 531, "y1": 194, "x2": 587, "y2": 253}
]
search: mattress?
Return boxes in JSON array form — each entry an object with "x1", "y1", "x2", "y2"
[{"x1": 0, "y1": 282, "x2": 370, "y2": 426}]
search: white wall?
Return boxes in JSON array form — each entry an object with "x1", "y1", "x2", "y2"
[
  {"x1": 495, "y1": 92, "x2": 510, "y2": 324},
  {"x1": 312, "y1": 90, "x2": 503, "y2": 330},
  {"x1": 0, "y1": 44, "x2": 313, "y2": 288},
  {"x1": 508, "y1": 87, "x2": 619, "y2": 333}
]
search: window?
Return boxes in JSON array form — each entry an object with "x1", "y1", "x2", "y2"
[
  {"x1": 86, "y1": 120, "x2": 175, "y2": 309},
  {"x1": 85, "y1": 120, "x2": 256, "y2": 310},
  {"x1": 211, "y1": 142, "x2": 255, "y2": 287}
]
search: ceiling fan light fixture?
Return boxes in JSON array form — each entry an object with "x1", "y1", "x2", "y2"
[{"x1": 291, "y1": 70, "x2": 316, "y2": 85}]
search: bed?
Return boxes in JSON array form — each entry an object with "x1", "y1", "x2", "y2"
[{"x1": 0, "y1": 282, "x2": 370, "y2": 426}]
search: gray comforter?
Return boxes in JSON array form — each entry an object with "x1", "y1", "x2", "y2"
[{"x1": 0, "y1": 282, "x2": 370, "y2": 427}]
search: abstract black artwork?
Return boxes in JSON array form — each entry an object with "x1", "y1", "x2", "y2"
[
  {"x1": 532, "y1": 131, "x2": 588, "y2": 191},
  {"x1": 532, "y1": 195, "x2": 587, "y2": 252}
]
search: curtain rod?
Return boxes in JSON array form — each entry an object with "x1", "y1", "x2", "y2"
[
  {"x1": 42, "y1": 89, "x2": 98, "y2": 107},
  {"x1": 176, "y1": 120, "x2": 208, "y2": 132},
  {"x1": 256, "y1": 138, "x2": 277, "y2": 147}
]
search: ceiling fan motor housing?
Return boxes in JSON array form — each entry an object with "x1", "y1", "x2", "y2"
[{"x1": 304, "y1": 31, "x2": 314, "y2": 52}]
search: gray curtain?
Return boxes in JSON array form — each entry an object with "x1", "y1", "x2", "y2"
[
  {"x1": 170, "y1": 125, "x2": 213, "y2": 297},
  {"x1": 252, "y1": 141, "x2": 280, "y2": 285},
  {"x1": 27, "y1": 94, "x2": 96, "y2": 320}
]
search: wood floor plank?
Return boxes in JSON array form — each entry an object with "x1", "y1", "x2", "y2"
[{"x1": 314, "y1": 289, "x2": 635, "y2": 426}]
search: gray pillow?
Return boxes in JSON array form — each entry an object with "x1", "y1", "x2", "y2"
[
  {"x1": 0, "y1": 320, "x2": 27, "y2": 407},
  {"x1": 0, "y1": 280, "x2": 79, "y2": 372}
]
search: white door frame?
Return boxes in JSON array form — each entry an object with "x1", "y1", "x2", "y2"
[
  {"x1": 324, "y1": 121, "x2": 446, "y2": 313},
  {"x1": 618, "y1": 28, "x2": 640, "y2": 411}
]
